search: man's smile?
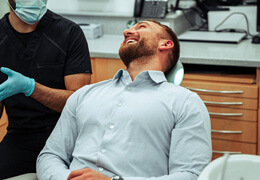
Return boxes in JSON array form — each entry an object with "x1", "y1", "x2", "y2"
[{"x1": 125, "y1": 37, "x2": 138, "y2": 44}]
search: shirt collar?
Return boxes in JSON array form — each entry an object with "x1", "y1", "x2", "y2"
[
  {"x1": 113, "y1": 69, "x2": 124, "y2": 80},
  {"x1": 147, "y1": 71, "x2": 167, "y2": 84},
  {"x1": 113, "y1": 69, "x2": 167, "y2": 84}
]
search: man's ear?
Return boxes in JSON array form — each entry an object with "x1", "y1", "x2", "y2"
[{"x1": 158, "y1": 40, "x2": 174, "y2": 51}]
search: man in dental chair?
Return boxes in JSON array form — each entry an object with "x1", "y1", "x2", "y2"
[{"x1": 37, "y1": 19, "x2": 212, "y2": 180}]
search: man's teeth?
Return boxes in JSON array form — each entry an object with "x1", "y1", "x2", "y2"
[{"x1": 126, "y1": 39, "x2": 137, "y2": 44}]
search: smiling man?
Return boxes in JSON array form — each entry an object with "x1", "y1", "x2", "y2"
[{"x1": 36, "y1": 19, "x2": 212, "y2": 180}]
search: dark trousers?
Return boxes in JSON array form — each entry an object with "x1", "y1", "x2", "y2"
[{"x1": 0, "y1": 127, "x2": 54, "y2": 179}]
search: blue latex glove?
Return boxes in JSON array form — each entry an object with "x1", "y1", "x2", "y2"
[{"x1": 0, "y1": 67, "x2": 35, "y2": 101}]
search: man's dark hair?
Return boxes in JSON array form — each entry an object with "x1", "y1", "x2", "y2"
[
  {"x1": 145, "y1": 19, "x2": 180, "y2": 74},
  {"x1": 8, "y1": 0, "x2": 16, "y2": 10}
]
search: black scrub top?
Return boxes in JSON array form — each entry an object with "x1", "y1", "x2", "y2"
[{"x1": 0, "y1": 10, "x2": 92, "y2": 130}]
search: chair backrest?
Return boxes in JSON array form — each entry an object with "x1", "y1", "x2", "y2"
[
  {"x1": 198, "y1": 154, "x2": 260, "y2": 180},
  {"x1": 166, "y1": 61, "x2": 184, "y2": 85}
]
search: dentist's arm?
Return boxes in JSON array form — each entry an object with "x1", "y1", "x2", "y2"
[
  {"x1": 0, "y1": 67, "x2": 91, "y2": 112},
  {"x1": 31, "y1": 73, "x2": 90, "y2": 112}
]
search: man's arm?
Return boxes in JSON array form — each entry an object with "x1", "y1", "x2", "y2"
[
  {"x1": 30, "y1": 22, "x2": 92, "y2": 112},
  {"x1": 36, "y1": 90, "x2": 82, "y2": 179},
  {"x1": 31, "y1": 73, "x2": 91, "y2": 112},
  {"x1": 122, "y1": 93, "x2": 212, "y2": 180},
  {"x1": 166, "y1": 93, "x2": 212, "y2": 180}
]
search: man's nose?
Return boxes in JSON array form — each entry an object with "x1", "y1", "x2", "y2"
[{"x1": 123, "y1": 27, "x2": 136, "y2": 36}]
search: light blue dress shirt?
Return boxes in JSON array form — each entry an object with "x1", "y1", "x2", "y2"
[{"x1": 37, "y1": 70, "x2": 212, "y2": 180}]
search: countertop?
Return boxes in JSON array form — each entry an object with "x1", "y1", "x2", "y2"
[{"x1": 88, "y1": 34, "x2": 260, "y2": 68}]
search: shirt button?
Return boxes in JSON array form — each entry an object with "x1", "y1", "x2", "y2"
[
  {"x1": 99, "y1": 167, "x2": 103, "y2": 171},
  {"x1": 110, "y1": 125, "x2": 114, "y2": 129},
  {"x1": 101, "y1": 149, "x2": 106, "y2": 153},
  {"x1": 117, "y1": 103, "x2": 122, "y2": 107}
]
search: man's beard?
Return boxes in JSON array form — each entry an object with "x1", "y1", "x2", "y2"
[{"x1": 119, "y1": 39, "x2": 157, "y2": 68}]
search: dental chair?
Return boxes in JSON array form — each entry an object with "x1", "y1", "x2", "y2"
[
  {"x1": 198, "y1": 154, "x2": 260, "y2": 180},
  {"x1": 166, "y1": 60, "x2": 184, "y2": 85}
]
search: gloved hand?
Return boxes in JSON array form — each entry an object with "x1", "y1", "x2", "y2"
[{"x1": 0, "y1": 67, "x2": 35, "y2": 101}]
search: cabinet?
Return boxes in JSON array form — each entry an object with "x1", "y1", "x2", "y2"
[
  {"x1": 90, "y1": 58, "x2": 126, "y2": 84},
  {"x1": 0, "y1": 108, "x2": 8, "y2": 142},
  {"x1": 181, "y1": 67, "x2": 259, "y2": 160}
]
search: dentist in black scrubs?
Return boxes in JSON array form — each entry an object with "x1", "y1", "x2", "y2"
[{"x1": 0, "y1": 0, "x2": 92, "y2": 178}]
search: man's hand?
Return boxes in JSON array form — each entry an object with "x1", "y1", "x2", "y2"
[
  {"x1": 67, "y1": 168, "x2": 111, "y2": 180},
  {"x1": 0, "y1": 67, "x2": 35, "y2": 101}
]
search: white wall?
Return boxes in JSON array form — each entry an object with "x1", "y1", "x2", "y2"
[
  {"x1": 0, "y1": 0, "x2": 9, "y2": 18},
  {"x1": 47, "y1": 0, "x2": 135, "y2": 15}
]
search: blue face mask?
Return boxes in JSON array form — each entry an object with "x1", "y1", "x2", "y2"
[{"x1": 8, "y1": 0, "x2": 48, "y2": 25}]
